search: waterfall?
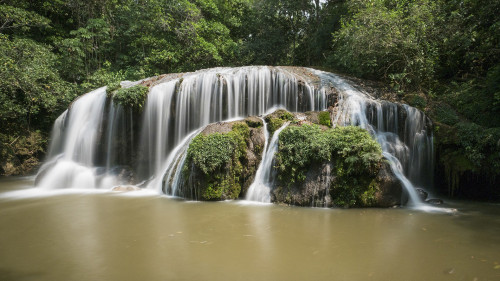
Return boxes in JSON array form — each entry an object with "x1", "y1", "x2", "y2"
[
  {"x1": 137, "y1": 67, "x2": 326, "y2": 180},
  {"x1": 37, "y1": 87, "x2": 113, "y2": 189},
  {"x1": 313, "y1": 70, "x2": 432, "y2": 205},
  {"x1": 246, "y1": 120, "x2": 289, "y2": 203},
  {"x1": 36, "y1": 66, "x2": 433, "y2": 206}
]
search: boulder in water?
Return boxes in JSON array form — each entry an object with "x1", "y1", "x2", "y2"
[
  {"x1": 374, "y1": 161, "x2": 404, "y2": 207},
  {"x1": 416, "y1": 188, "x2": 429, "y2": 201},
  {"x1": 179, "y1": 120, "x2": 265, "y2": 201},
  {"x1": 426, "y1": 198, "x2": 444, "y2": 205},
  {"x1": 112, "y1": 185, "x2": 141, "y2": 192},
  {"x1": 271, "y1": 162, "x2": 333, "y2": 207},
  {"x1": 270, "y1": 112, "x2": 403, "y2": 208}
]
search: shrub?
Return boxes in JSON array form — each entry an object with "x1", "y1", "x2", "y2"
[
  {"x1": 106, "y1": 81, "x2": 121, "y2": 98},
  {"x1": 318, "y1": 111, "x2": 332, "y2": 127},
  {"x1": 455, "y1": 122, "x2": 500, "y2": 172},
  {"x1": 276, "y1": 125, "x2": 382, "y2": 184},
  {"x1": 433, "y1": 103, "x2": 460, "y2": 126},
  {"x1": 405, "y1": 94, "x2": 427, "y2": 111},
  {"x1": 111, "y1": 85, "x2": 149, "y2": 111}
]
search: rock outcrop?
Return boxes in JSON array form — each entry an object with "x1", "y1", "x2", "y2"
[
  {"x1": 178, "y1": 117, "x2": 265, "y2": 200},
  {"x1": 180, "y1": 109, "x2": 404, "y2": 207}
]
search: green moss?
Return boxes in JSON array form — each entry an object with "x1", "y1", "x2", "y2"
[
  {"x1": 405, "y1": 94, "x2": 427, "y2": 110},
  {"x1": 106, "y1": 81, "x2": 121, "y2": 98},
  {"x1": 361, "y1": 180, "x2": 379, "y2": 206},
  {"x1": 276, "y1": 124, "x2": 383, "y2": 207},
  {"x1": 244, "y1": 117, "x2": 263, "y2": 128},
  {"x1": 265, "y1": 110, "x2": 294, "y2": 135},
  {"x1": 111, "y1": 85, "x2": 149, "y2": 111},
  {"x1": 187, "y1": 133, "x2": 235, "y2": 174},
  {"x1": 318, "y1": 111, "x2": 332, "y2": 127},
  {"x1": 185, "y1": 122, "x2": 250, "y2": 200}
]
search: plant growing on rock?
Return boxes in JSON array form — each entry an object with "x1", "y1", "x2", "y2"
[
  {"x1": 264, "y1": 110, "x2": 295, "y2": 135},
  {"x1": 107, "y1": 84, "x2": 149, "y2": 111},
  {"x1": 184, "y1": 123, "x2": 250, "y2": 200},
  {"x1": 276, "y1": 124, "x2": 383, "y2": 207},
  {"x1": 318, "y1": 111, "x2": 332, "y2": 127}
]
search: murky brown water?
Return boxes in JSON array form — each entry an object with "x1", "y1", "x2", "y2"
[{"x1": 1, "y1": 178, "x2": 499, "y2": 281}]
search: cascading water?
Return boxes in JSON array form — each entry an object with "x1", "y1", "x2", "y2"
[
  {"x1": 246, "y1": 120, "x2": 290, "y2": 203},
  {"x1": 37, "y1": 87, "x2": 114, "y2": 189},
  {"x1": 314, "y1": 70, "x2": 433, "y2": 205},
  {"x1": 37, "y1": 66, "x2": 433, "y2": 207},
  {"x1": 137, "y1": 67, "x2": 326, "y2": 180}
]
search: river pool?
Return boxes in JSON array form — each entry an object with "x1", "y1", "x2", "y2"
[{"x1": 0, "y1": 178, "x2": 499, "y2": 281}]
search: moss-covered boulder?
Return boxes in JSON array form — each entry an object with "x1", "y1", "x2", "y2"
[
  {"x1": 264, "y1": 109, "x2": 295, "y2": 135},
  {"x1": 272, "y1": 123, "x2": 402, "y2": 207},
  {"x1": 180, "y1": 109, "x2": 403, "y2": 206},
  {"x1": 106, "y1": 83, "x2": 149, "y2": 111},
  {"x1": 181, "y1": 119, "x2": 265, "y2": 201}
]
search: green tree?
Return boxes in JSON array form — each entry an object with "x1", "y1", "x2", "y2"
[
  {"x1": 330, "y1": 0, "x2": 440, "y2": 91},
  {"x1": 0, "y1": 35, "x2": 75, "y2": 132}
]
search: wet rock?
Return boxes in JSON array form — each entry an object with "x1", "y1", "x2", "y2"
[
  {"x1": 374, "y1": 161, "x2": 404, "y2": 207},
  {"x1": 244, "y1": 116, "x2": 263, "y2": 128},
  {"x1": 241, "y1": 126, "x2": 266, "y2": 194},
  {"x1": 181, "y1": 120, "x2": 266, "y2": 200},
  {"x1": 112, "y1": 185, "x2": 141, "y2": 192},
  {"x1": 271, "y1": 163, "x2": 334, "y2": 207},
  {"x1": 271, "y1": 157, "x2": 403, "y2": 208},
  {"x1": 416, "y1": 188, "x2": 429, "y2": 201},
  {"x1": 200, "y1": 121, "x2": 234, "y2": 135},
  {"x1": 426, "y1": 198, "x2": 444, "y2": 205}
]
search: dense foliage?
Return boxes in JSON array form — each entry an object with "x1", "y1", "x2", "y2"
[
  {"x1": 276, "y1": 124, "x2": 382, "y2": 206},
  {"x1": 110, "y1": 85, "x2": 149, "y2": 111},
  {"x1": 318, "y1": 111, "x2": 331, "y2": 127},
  {"x1": 185, "y1": 123, "x2": 249, "y2": 200}
]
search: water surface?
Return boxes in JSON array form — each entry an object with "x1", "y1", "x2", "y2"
[{"x1": 1, "y1": 178, "x2": 499, "y2": 281}]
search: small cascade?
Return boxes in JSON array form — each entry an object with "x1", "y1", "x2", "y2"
[
  {"x1": 314, "y1": 70, "x2": 433, "y2": 205},
  {"x1": 37, "y1": 87, "x2": 113, "y2": 189},
  {"x1": 403, "y1": 105, "x2": 434, "y2": 189},
  {"x1": 146, "y1": 128, "x2": 203, "y2": 195},
  {"x1": 246, "y1": 121, "x2": 290, "y2": 203},
  {"x1": 139, "y1": 81, "x2": 177, "y2": 179}
]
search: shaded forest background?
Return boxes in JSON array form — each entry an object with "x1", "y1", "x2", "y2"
[{"x1": 0, "y1": 0, "x2": 499, "y2": 198}]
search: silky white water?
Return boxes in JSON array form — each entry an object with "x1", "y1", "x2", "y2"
[
  {"x1": 36, "y1": 66, "x2": 434, "y2": 206},
  {"x1": 246, "y1": 121, "x2": 290, "y2": 203}
]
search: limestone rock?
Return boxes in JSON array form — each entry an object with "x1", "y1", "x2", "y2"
[{"x1": 112, "y1": 185, "x2": 141, "y2": 192}]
